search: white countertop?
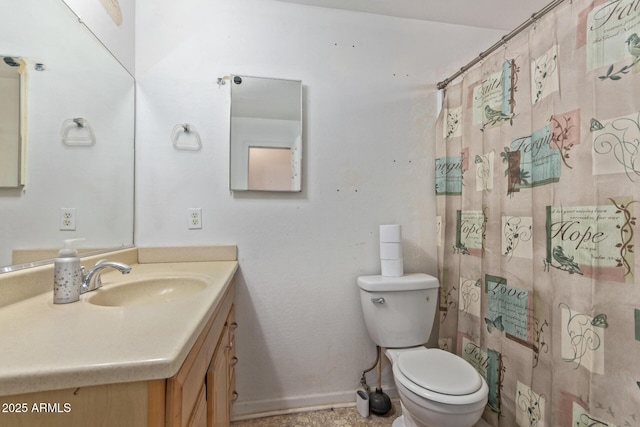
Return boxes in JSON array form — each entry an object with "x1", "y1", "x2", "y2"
[{"x1": 0, "y1": 260, "x2": 238, "y2": 396}]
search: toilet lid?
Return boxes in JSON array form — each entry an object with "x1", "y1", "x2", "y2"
[{"x1": 397, "y1": 349, "x2": 483, "y2": 396}]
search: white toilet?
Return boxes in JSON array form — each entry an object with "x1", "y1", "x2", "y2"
[{"x1": 357, "y1": 273, "x2": 488, "y2": 427}]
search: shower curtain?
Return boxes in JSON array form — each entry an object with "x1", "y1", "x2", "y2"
[{"x1": 435, "y1": 0, "x2": 640, "y2": 425}]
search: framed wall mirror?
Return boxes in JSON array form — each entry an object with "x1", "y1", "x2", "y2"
[
  {"x1": 0, "y1": 0, "x2": 134, "y2": 271},
  {"x1": 0, "y1": 56, "x2": 26, "y2": 189},
  {"x1": 229, "y1": 75, "x2": 302, "y2": 192}
]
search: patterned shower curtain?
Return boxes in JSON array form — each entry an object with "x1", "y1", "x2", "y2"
[{"x1": 435, "y1": 0, "x2": 640, "y2": 425}]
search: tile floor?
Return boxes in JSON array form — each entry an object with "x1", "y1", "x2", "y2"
[
  {"x1": 232, "y1": 400, "x2": 401, "y2": 426},
  {"x1": 232, "y1": 400, "x2": 491, "y2": 426}
]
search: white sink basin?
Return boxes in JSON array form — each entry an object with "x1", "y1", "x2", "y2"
[{"x1": 88, "y1": 276, "x2": 208, "y2": 307}]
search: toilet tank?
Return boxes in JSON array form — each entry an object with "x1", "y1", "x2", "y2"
[{"x1": 357, "y1": 273, "x2": 439, "y2": 348}]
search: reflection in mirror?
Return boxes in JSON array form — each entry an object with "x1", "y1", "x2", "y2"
[
  {"x1": 248, "y1": 147, "x2": 293, "y2": 191},
  {"x1": 230, "y1": 75, "x2": 302, "y2": 192},
  {"x1": 0, "y1": 57, "x2": 25, "y2": 188},
  {"x1": 0, "y1": 0, "x2": 134, "y2": 271}
]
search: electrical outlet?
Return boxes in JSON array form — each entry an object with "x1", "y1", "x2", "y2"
[
  {"x1": 188, "y1": 208, "x2": 202, "y2": 229},
  {"x1": 60, "y1": 208, "x2": 76, "y2": 231}
]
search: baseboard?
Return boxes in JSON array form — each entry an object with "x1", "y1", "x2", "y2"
[{"x1": 232, "y1": 386, "x2": 399, "y2": 421}]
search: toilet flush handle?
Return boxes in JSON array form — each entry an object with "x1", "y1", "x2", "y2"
[{"x1": 371, "y1": 297, "x2": 385, "y2": 305}]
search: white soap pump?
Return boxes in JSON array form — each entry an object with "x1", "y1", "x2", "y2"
[{"x1": 53, "y1": 238, "x2": 84, "y2": 304}]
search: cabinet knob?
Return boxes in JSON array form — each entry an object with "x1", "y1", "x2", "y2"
[
  {"x1": 232, "y1": 391, "x2": 239, "y2": 402},
  {"x1": 229, "y1": 322, "x2": 238, "y2": 331},
  {"x1": 230, "y1": 356, "x2": 239, "y2": 367}
]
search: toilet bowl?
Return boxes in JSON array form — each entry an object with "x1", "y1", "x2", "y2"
[
  {"x1": 386, "y1": 347, "x2": 488, "y2": 427},
  {"x1": 357, "y1": 273, "x2": 488, "y2": 427}
]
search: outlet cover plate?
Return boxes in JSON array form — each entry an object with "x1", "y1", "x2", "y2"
[
  {"x1": 60, "y1": 208, "x2": 76, "y2": 231},
  {"x1": 188, "y1": 208, "x2": 202, "y2": 229}
]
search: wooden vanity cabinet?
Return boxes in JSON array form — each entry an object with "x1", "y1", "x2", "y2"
[
  {"x1": 0, "y1": 281, "x2": 237, "y2": 427},
  {"x1": 165, "y1": 282, "x2": 237, "y2": 427},
  {"x1": 207, "y1": 305, "x2": 236, "y2": 426}
]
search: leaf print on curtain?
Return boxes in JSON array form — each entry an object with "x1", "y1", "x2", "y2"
[
  {"x1": 591, "y1": 113, "x2": 640, "y2": 181},
  {"x1": 559, "y1": 303, "x2": 606, "y2": 373},
  {"x1": 531, "y1": 45, "x2": 559, "y2": 104},
  {"x1": 459, "y1": 277, "x2": 482, "y2": 317},
  {"x1": 550, "y1": 109, "x2": 581, "y2": 169},
  {"x1": 475, "y1": 152, "x2": 495, "y2": 191},
  {"x1": 501, "y1": 215, "x2": 533, "y2": 260},
  {"x1": 445, "y1": 106, "x2": 463, "y2": 139},
  {"x1": 435, "y1": 0, "x2": 640, "y2": 425},
  {"x1": 516, "y1": 381, "x2": 546, "y2": 427}
]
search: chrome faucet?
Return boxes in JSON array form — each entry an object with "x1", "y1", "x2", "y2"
[{"x1": 80, "y1": 259, "x2": 131, "y2": 294}]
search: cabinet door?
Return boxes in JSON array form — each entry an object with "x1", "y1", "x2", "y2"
[
  {"x1": 189, "y1": 384, "x2": 207, "y2": 427},
  {"x1": 165, "y1": 284, "x2": 236, "y2": 427},
  {"x1": 207, "y1": 328, "x2": 229, "y2": 426}
]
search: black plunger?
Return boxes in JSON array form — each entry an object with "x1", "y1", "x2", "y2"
[{"x1": 369, "y1": 346, "x2": 392, "y2": 415}]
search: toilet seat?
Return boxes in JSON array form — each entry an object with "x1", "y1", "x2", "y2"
[
  {"x1": 398, "y1": 348, "x2": 482, "y2": 396},
  {"x1": 390, "y1": 348, "x2": 488, "y2": 405}
]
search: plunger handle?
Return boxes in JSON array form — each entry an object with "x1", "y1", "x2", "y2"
[{"x1": 376, "y1": 346, "x2": 383, "y2": 390}]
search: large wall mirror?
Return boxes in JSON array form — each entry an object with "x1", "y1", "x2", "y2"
[
  {"x1": 0, "y1": 0, "x2": 134, "y2": 271},
  {"x1": 230, "y1": 75, "x2": 302, "y2": 192},
  {"x1": 0, "y1": 57, "x2": 26, "y2": 189}
]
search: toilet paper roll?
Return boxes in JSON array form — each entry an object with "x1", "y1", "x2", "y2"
[
  {"x1": 379, "y1": 224, "x2": 402, "y2": 243},
  {"x1": 381, "y1": 258, "x2": 404, "y2": 277},
  {"x1": 380, "y1": 242, "x2": 403, "y2": 260}
]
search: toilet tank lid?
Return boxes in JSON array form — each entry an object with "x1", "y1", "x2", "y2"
[{"x1": 357, "y1": 273, "x2": 439, "y2": 292}]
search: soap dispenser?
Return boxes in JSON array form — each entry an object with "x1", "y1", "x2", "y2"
[{"x1": 53, "y1": 239, "x2": 83, "y2": 304}]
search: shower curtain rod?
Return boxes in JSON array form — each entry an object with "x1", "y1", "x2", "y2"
[{"x1": 436, "y1": 0, "x2": 566, "y2": 90}]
